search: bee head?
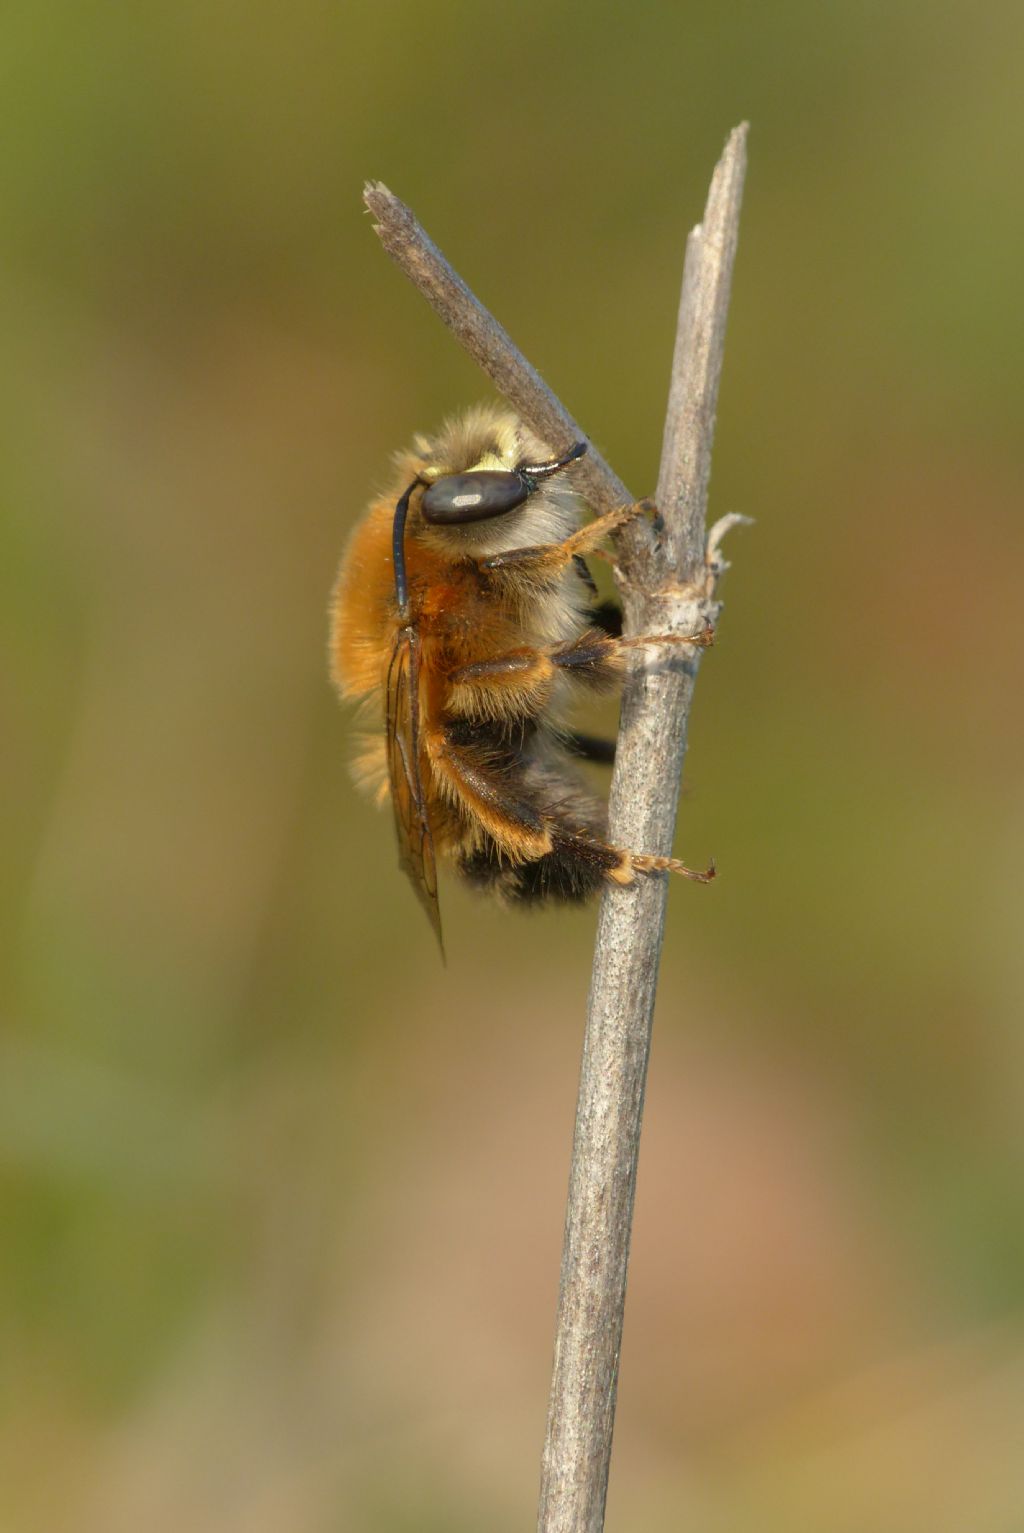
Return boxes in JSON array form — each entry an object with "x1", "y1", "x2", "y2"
[
  {"x1": 418, "y1": 440, "x2": 587, "y2": 526},
  {"x1": 391, "y1": 428, "x2": 587, "y2": 618}
]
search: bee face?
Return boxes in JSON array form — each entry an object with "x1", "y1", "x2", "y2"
[{"x1": 409, "y1": 408, "x2": 587, "y2": 559}]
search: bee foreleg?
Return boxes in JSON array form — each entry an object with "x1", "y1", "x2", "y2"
[
  {"x1": 477, "y1": 500, "x2": 653, "y2": 583},
  {"x1": 563, "y1": 499, "x2": 656, "y2": 556}
]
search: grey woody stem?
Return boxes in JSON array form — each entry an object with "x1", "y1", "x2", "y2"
[
  {"x1": 538, "y1": 126, "x2": 748, "y2": 1533},
  {"x1": 364, "y1": 122, "x2": 749, "y2": 1533}
]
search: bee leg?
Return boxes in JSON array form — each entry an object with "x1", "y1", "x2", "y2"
[
  {"x1": 614, "y1": 626, "x2": 715, "y2": 652},
  {"x1": 446, "y1": 624, "x2": 713, "y2": 720},
  {"x1": 446, "y1": 649, "x2": 559, "y2": 720},
  {"x1": 424, "y1": 726, "x2": 554, "y2": 863},
  {"x1": 564, "y1": 499, "x2": 657, "y2": 556},
  {"x1": 548, "y1": 624, "x2": 714, "y2": 684},
  {"x1": 559, "y1": 831, "x2": 716, "y2": 886},
  {"x1": 608, "y1": 844, "x2": 717, "y2": 884},
  {"x1": 460, "y1": 816, "x2": 714, "y2": 903},
  {"x1": 478, "y1": 499, "x2": 653, "y2": 580},
  {"x1": 428, "y1": 726, "x2": 714, "y2": 894}
]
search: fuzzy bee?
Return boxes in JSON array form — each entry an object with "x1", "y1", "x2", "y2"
[{"x1": 329, "y1": 404, "x2": 714, "y2": 951}]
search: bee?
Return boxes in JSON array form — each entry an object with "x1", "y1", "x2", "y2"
[{"x1": 329, "y1": 404, "x2": 714, "y2": 951}]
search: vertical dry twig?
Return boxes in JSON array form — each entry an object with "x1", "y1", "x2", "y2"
[
  {"x1": 538, "y1": 127, "x2": 748, "y2": 1533},
  {"x1": 364, "y1": 122, "x2": 749, "y2": 1533}
]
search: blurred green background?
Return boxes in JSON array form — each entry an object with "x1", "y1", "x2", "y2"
[{"x1": 3, "y1": 1, "x2": 1023, "y2": 1528}]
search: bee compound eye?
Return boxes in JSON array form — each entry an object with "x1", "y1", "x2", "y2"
[{"x1": 420, "y1": 470, "x2": 530, "y2": 525}]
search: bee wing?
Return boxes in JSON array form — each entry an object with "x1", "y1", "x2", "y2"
[{"x1": 385, "y1": 626, "x2": 444, "y2": 957}]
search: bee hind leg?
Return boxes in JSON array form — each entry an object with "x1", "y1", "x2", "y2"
[
  {"x1": 608, "y1": 847, "x2": 716, "y2": 885},
  {"x1": 551, "y1": 831, "x2": 715, "y2": 889},
  {"x1": 459, "y1": 824, "x2": 714, "y2": 904},
  {"x1": 432, "y1": 727, "x2": 715, "y2": 902},
  {"x1": 459, "y1": 833, "x2": 614, "y2": 905}
]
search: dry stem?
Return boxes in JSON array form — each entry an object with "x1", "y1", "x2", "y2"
[{"x1": 363, "y1": 123, "x2": 749, "y2": 1533}]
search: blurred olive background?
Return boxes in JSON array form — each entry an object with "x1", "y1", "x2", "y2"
[{"x1": 3, "y1": 1, "x2": 1023, "y2": 1529}]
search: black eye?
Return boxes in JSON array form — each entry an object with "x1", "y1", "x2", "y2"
[{"x1": 420, "y1": 470, "x2": 529, "y2": 525}]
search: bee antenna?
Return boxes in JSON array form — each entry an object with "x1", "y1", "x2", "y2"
[
  {"x1": 518, "y1": 439, "x2": 588, "y2": 485},
  {"x1": 392, "y1": 477, "x2": 421, "y2": 621}
]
